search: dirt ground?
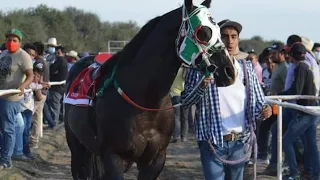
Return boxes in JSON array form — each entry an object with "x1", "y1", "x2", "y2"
[{"x1": 0, "y1": 126, "x2": 318, "y2": 180}]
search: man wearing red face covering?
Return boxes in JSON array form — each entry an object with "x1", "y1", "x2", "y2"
[{"x1": 0, "y1": 29, "x2": 33, "y2": 170}]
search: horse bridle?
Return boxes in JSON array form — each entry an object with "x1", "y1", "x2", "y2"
[{"x1": 175, "y1": 4, "x2": 227, "y2": 78}]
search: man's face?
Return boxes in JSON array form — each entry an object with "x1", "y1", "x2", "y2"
[
  {"x1": 247, "y1": 53, "x2": 258, "y2": 64},
  {"x1": 25, "y1": 48, "x2": 37, "y2": 59},
  {"x1": 55, "y1": 49, "x2": 65, "y2": 57},
  {"x1": 266, "y1": 58, "x2": 275, "y2": 72},
  {"x1": 33, "y1": 71, "x2": 41, "y2": 83},
  {"x1": 5, "y1": 35, "x2": 20, "y2": 46},
  {"x1": 67, "y1": 56, "x2": 76, "y2": 63},
  {"x1": 314, "y1": 47, "x2": 320, "y2": 52},
  {"x1": 270, "y1": 50, "x2": 284, "y2": 63},
  {"x1": 221, "y1": 27, "x2": 239, "y2": 56}
]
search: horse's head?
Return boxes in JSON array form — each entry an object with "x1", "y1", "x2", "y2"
[{"x1": 176, "y1": 0, "x2": 236, "y2": 87}]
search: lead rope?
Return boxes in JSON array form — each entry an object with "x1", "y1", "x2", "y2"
[{"x1": 206, "y1": 59, "x2": 257, "y2": 180}]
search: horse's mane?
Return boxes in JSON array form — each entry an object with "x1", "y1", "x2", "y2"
[{"x1": 100, "y1": 16, "x2": 162, "y2": 71}]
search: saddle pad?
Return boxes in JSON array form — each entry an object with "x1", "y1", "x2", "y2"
[
  {"x1": 64, "y1": 53, "x2": 113, "y2": 106},
  {"x1": 64, "y1": 65, "x2": 101, "y2": 107},
  {"x1": 95, "y1": 53, "x2": 113, "y2": 65}
]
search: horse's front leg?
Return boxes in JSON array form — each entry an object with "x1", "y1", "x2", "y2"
[
  {"x1": 137, "y1": 150, "x2": 166, "y2": 180},
  {"x1": 103, "y1": 151, "x2": 125, "y2": 180}
]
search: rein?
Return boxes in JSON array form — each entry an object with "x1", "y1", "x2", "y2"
[{"x1": 96, "y1": 64, "x2": 206, "y2": 111}]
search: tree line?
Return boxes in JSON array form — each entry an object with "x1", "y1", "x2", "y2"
[{"x1": 0, "y1": 5, "x2": 280, "y2": 55}]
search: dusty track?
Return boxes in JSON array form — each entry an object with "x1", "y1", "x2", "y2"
[{"x1": 2, "y1": 125, "x2": 319, "y2": 180}]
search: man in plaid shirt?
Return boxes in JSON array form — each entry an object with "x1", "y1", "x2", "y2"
[{"x1": 181, "y1": 20, "x2": 272, "y2": 180}]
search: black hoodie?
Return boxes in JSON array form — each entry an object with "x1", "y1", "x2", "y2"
[{"x1": 49, "y1": 56, "x2": 68, "y2": 94}]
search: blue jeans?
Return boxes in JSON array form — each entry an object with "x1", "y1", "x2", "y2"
[
  {"x1": 21, "y1": 110, "x2": 32, "y2": 156},
  {"x1": 13, "y1": 113, "x2": 24, "y2": 156},
  {"x1": 0, "y1": 98, "x2": 22, "y2": 165},
  {"x1": 43, "y1": 102, "x2": 56, "y2": 128},
  {"x1": 198, "y1": 141, "x2": 245, "y2": 180},
  {"x1": 59, "y1": 94, "x2": 65, "y2": 123},
  {"x1": 46, "y1": 90, "x2": 63, "y2": 124},
  {"x1": 283, "y1": 113, "x2": 320, "y2": 179}
]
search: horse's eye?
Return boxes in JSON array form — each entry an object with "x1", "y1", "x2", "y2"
[{"x1": 208, "y1": 17, "x2": 216, "y2": 25}]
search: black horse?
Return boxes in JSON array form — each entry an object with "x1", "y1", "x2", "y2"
[{"x1": 65, "y1": 0, "x2": 236, "y2": 179}]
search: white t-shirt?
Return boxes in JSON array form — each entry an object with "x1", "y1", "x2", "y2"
[
  {"x1": 22, "y1": 82, "x2": 43, "y2": 112},
  {"x1": 218, "y1": 60, "x2": 247, "y2": 135}
]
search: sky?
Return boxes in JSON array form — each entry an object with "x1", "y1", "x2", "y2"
[{"x1": 2, "y1": 0, "x2": 320, "y2": 43}]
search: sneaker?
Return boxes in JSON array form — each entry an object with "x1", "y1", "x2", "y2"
[
  {"x1": 24, "y1": 153, "x2": 35, "y2": 160},
  {"x1": 12, "y1": 155, "x2": 32, "y2": 161},
  {"x1": 0, "y1": 162, "x2": 12, "y2": 170},
  {"x1": 30, "y1": 144, "x2": 39, "y2": 149},
  {"x1": 43, "y1": 126, "x2": 55, "y2": 131},
  {"x1": 282, "y1": 174, "x2": 300, "y2": 180},
  {"x1": 181, "y1": 137, "x2": 187, "y2": 142},
  {"x1": 261, "y1": 165, "x2": 277, "y2": 176},
  {"x1": 257, "y1": 158, "x2": 270, "y2": 165},
  {"x1": 170, "y1": 138, "x2": 178, "y2": 143}
]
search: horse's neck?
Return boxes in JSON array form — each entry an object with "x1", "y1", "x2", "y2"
[{"x1": 116, "y1": 57, "x2": 180, "y2": 107}]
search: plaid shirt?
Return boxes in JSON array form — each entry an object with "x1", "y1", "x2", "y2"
[{"x1": 181, "y1": 60, "x2": 266, "y2": 147}]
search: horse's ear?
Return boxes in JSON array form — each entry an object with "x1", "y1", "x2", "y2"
[
  {"x1": 184, "y1": 0, "x2": 194, "y2": 13},
  {"x1": 201, "y1": 0, "x2": 212, "y2": 8}
]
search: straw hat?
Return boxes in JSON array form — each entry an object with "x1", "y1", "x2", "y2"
[
  {"x1": 44, "y1": 37, "x2": 61, "y2": 47},
  {"x1": 66, "y1": 50, "x2": 79, "y2": 60},
  {"x1": 301, "y1": 36, "x2": 314, "y2": 53}
]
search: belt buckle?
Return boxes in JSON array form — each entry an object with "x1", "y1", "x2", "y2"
[{"x1": 230, "y1": 133, "x2": 235, "y2": 141}]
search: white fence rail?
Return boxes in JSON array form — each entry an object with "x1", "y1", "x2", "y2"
[
  {"x1": 0, "y1": 81, "x2": 66, "y2": 96},
  {"x1": 265, "y1": 95, "x2": 320, "y2": 180},
  {"x1": 0, "y1": 80, "x2": 66, "y2": 137}
]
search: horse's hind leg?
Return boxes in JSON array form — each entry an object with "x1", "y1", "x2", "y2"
[
  {"x1": 137, "y1": 150, "x2": 166, "y2": 180},
  {"x1": 103, "y1": 151, "x2": 125, "y2": 180},
  {"x1": 65, "y1": 122, "x2": 88, "y2": 180}
]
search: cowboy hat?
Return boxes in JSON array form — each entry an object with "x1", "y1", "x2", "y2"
[
  {"x1": 44, "y1": 37, "x2": 61, "y2": 47},
  {"x1": 301, "y1": 36, "x2": 314, "y2": 53},
  {"x1": 66, "y1": 50, "x2": 79, "y2": 60}
]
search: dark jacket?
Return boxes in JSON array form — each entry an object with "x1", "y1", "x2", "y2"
[
  {"x1": 49, "y1": 56, "x2": 68, "y2": 94},
  {"x1": 280, "y1": 61, "x2": 317, "y2": 106}
]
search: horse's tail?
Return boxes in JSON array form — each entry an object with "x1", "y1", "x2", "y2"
[{"x1": 87, "y1": 153, "x2": 106, "y2": 180}]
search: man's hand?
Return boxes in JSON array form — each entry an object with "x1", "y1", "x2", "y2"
[
  {"x1": 262, "y1": 105, "x2": 272, "y2": 119},
  {"x1": 17, "y1": 86, "x2": 25, "y2": 96},
  {"x1": 200, "y1": 77, "x2": 213, "y2": 89},
  {"x1": 41, "y1": 82, "x2": 51, "y2": 89}
]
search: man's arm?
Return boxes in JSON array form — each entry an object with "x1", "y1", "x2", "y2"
[
  {"x1": 18, "y1": 52, "x2": 34, "y2": 95},
  {"x1": 181, "y1": 69, "x2": 206, "y2": 108},
  {"x1": 247, "y1": 63, "x2": 267, "y2": 120},
  {"x1": 20, "y1": 69, "x2": 33, "y2": 88}
]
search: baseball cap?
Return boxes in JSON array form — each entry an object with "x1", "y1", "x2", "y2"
[
  {"x1": 289, "y1": 43, "x2": 306, "y2": 56},
  {"x1": 33, "y1": 61, "x2": 44, "y2": 72},
  {"x1": 5, "y1": 28, "x2": 23, "y2": 41},
  {"x1": 269, "y1": 42, "x2": 285, "y2": 52},
  {"x1": 218, "y1": 19, "x2": 242, "y2": 34}
]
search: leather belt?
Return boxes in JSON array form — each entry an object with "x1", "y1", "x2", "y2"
[{"x1": 223, "y1": 132, "x2": 242, "y2": 141}]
